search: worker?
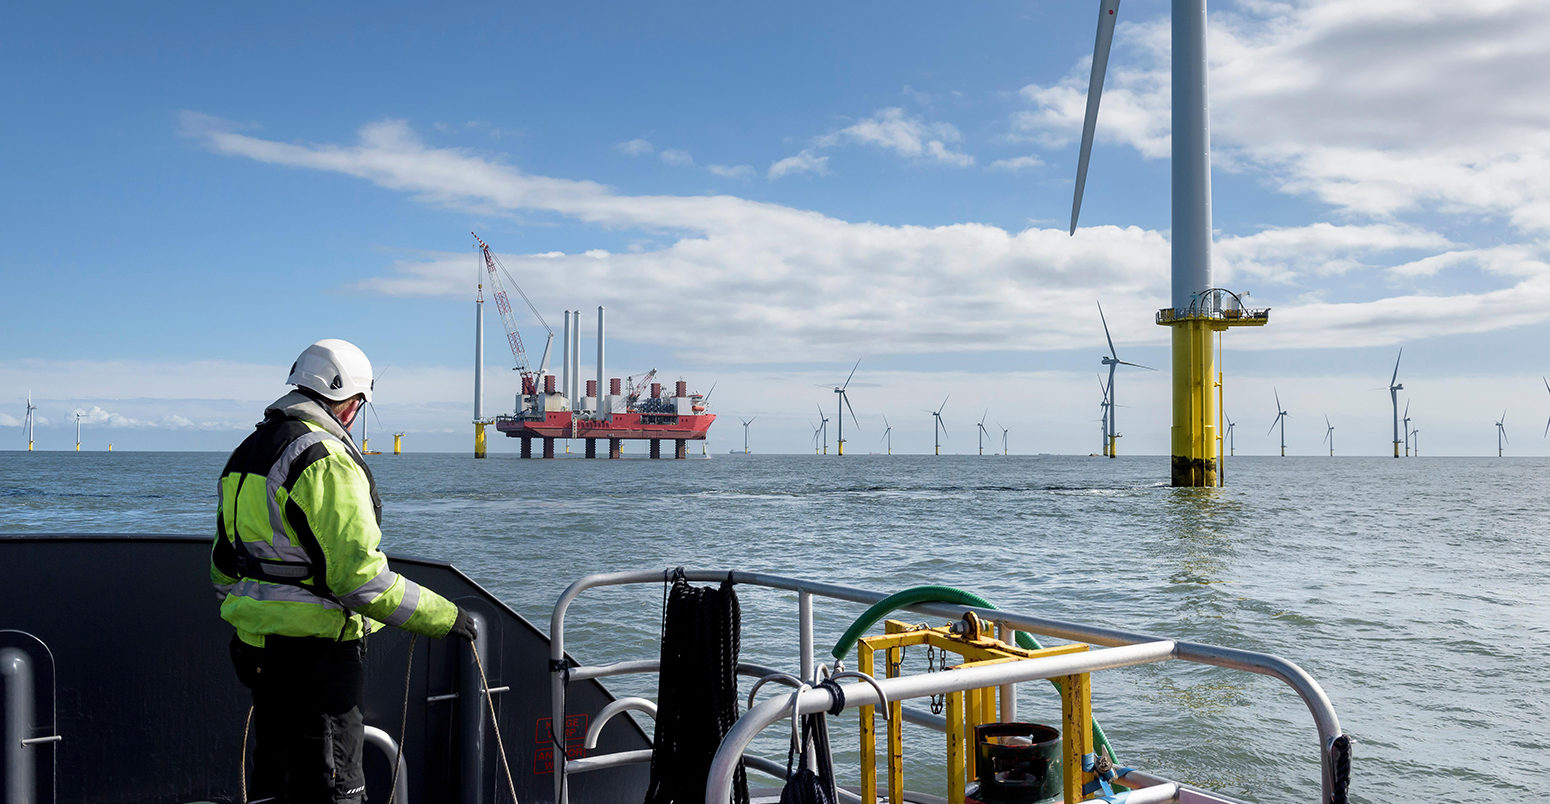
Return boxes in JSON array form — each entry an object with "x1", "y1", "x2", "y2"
[{"x1": 210, "y1": 338, "x2": 477, "y2": 803}]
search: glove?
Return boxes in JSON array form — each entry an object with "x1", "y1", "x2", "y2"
[{"x1": 447, "y1": 607, "x2": 479, "y2": 641}]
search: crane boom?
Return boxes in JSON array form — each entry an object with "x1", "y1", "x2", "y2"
[{"x1": 472, "y1": 232, "x2": 554, "y2": 389}]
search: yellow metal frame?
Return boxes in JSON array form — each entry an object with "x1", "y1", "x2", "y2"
[{"x1": 856, "y1": 619, "x2": 1095, "y2": 804}]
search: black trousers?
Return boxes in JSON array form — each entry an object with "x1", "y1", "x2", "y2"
[{"x1": 231, "y1": 635, "x2": 367, "y2": 804}]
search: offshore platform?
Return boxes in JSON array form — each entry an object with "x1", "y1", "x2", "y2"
[{"x1": 471, "y1": 233, "x2": 714, "y2": 460}]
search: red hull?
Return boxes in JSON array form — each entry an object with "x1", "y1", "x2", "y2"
[{"x1": 496, "y1": 411, "x2": 715, "y2": 440}]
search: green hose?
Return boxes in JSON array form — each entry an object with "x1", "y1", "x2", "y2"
[{"x1": 829, "y1": 585, "x2": 1119, "y2": 766}]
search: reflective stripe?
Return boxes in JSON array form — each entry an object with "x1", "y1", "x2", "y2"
[
  {"x1": 230, "y1": 578, "x2": 343, "y2": 610},
  {"x1": 213, "y1": 582, "x2": 235, "y2": 601},
  {"x1": 381, "y1": 579, "x2": 421, "y2": 627},
  {"x1": 339, "y1": 568, "x2": 399, "y2": 609},
  {"x1": 239, "y1": 537, "x2": 314, "y2": 566},
  {"x1": 265, "y1": 430, "x2": 334, "y2": 549}
]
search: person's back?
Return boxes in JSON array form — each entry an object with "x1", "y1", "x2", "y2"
[{"x1": 210, "y1": 338, "x2": 475, "y2": 803}]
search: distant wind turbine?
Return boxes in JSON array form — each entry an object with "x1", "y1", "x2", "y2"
[
  {"x1": 1542, "y1": 377, "x2": 1550, "y2": 437},
  {"x1": 1097, "y1": 375, "x2": 1111, "y2": 456},
  {"x1": 24, "y1": 391, "x2": 37, "y2": 452},
  {"x1": 832, "y1": 359, "x2": 861, "y2": 456},
  {"x1": 1402, "y1": 400, "x2": 1413, "y2": 457},
  {"x1": 1387, "y1": 349, "x2": 1404, "y2": 458},
  {"x1": 1097, "y1": 300, "x2": 1155, "y2": 458},
  {"x1": 738, "y1": 416, "x2": 755, "y2": 455},
  {"x1": 815, "y1": 403, "x2": 830, "y2": 455},
  {"x1": 1323, "y1": 414, "x2": 1335, "y2": 457},
  {"x1": 976, "y1": 410, "x2": 991, "y2": 456},
  {"x1": 880, "y1": 415, "x2": 893, "y2": 455},
  {"x1": 1224, "y1": 413, "x2": 1236, "y2": 457},
  {"x1": 999, "y1": 423, "x2": 1009, "y2": 456},
  {"x1": 1496, "y1": 410, "x2": 1508, "y2": 457},
  {"x1": 810, "y1": 421, "x2": 821, "y2": 455},
  {"x1": 1410, "y1": 427, "x2": 1420, "y2": 457},
  {"x1": 1268, "y1": 389, "x2": 1288, "y2": 457},
  {"x1": 930, "y1": 395, "x2": 950, "y2": 456},
  {"x1": 75, "y1": 410, "x2": 83, "y2": 452}
]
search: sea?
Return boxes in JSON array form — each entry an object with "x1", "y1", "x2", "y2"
[{"x1": 3, "y1": 449, "x2": 1547, "y2": 803}]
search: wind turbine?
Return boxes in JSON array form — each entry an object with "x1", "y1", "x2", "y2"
[
  {"x1": 833, "y1": 360, "x2": 861, "y2": 456},
  {"x1": 1542, "y1": 377, "x2": 1549, "y2": 438},
  {"x1": 815, "y1": 403, "x2": 830, "y2": 455},
  {"x1": 1402, "y1": 401, "x2": 1413, "y2": 457},
  {"x1": 1070, "y1": 0, "x2": 1268, "y2": 487},
  {"x1": 880, "y1": 415, "x2": 893, "y2": 455},
  {"x1": 1268, "y1": 390, "x2": 1288, "y2": 457},
  {"x1": 930, "y1": 395, "x2": 950, "y2": 456},
  {"x1": 738, "y1": 416, "x2": 755, "y2": 455},
  {"x1": 1224, "y1": 413, "x2": 1236, "y2": 457},
  {"x1": 810, "y1": 421, "x2": 822, "y2": 455},
  {"x1": 1496, "y1": 410, "x2": 1508, "y2": 457},
  {"x1": 24, "y1": 391, "x2": 36, "y2": 451},
  {"x1": 999, "y1": 423, "x2": 1009, "y2": 456},
  {"x1": 1323, "y1": 414, "x2": 1335, "y2": 457},
  {"x1": 1410, "y1": 427, "x2": 1420, "y2": 457},
  {"x1": 1097, "y1": 375, "x2": 1111, "y2": 456},
  {"x1": 75, "y1": 410, "x2": 83, "y2": 452},
  {"x1": 976, "y1": 411, "x2": 991, "y2": 456},
  {"x1": 1097, "y1": 301, "x2": 1155, "y2": 458},
  {"x1": 1386, "y1": 349, "x2": 1404, "y2": 458}
]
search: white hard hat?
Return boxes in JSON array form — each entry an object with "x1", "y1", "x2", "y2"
[{"x1": 287, "y1": 339, "x2": 374, "y2": 403}]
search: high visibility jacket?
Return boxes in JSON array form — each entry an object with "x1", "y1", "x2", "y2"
[{"x1": 211, "y1": 391, "x2": 457, "y2": 647}]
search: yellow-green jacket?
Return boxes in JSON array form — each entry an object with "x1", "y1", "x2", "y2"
[{"x1": 211, "y1": 391, "x2": 457, "y2": 646}]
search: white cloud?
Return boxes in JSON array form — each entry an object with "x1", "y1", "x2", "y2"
[
  {"x1": 990, "y1": 155, "x2": 1045, "y2": 172},
  {"x1": 819, "y1": 107, "x2": 975, "y2": 167},
  {"x1": 616, "y1": 138, "x2": 654, "y2": 156},
  {"x1": 708, "y1": 164, "x2": 756, "y2": 180},
  {"x1": 659, "y1": 148, "x2": 693, "y2": 167},
  {"x1": 188, "y1": 117, "x2": 1550, "y2": 362},
  {"x1": 768, "y1": 149, "x2": 829, "y2": 180}
]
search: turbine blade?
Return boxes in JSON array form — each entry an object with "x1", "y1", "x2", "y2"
[
  {"x1": 1097, "y1": 300, "x2": 1117, "y2": 358},
  {"x1": 1116, "y1": 359, "x2": 1155, "y2": 370},
  {"x1": 1391, "y1": 347, "x2": 1402, "y2": 387},
  {"x1": 1404, "y1": 399, "x2": 1410, "y2": 418},
  {"x1": 1274, "y1": 388, "x2": 1282, "y2": 411},
  {"x1": 844, "y1": 393, "x2": 860, "y2": 428},
  {"x1": 1070, "y1": 0, "x2": 1123, "y2": 235},
  {"x1": 842, "y1": 358, "x2": 860, "y2": 390},
  {"x1": 937, "y1": 394, "x2": 950, "y2": 414}
]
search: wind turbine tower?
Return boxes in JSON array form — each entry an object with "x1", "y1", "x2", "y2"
[
  {"x1": 976, "y1": 411, "x2": 990, "y2": 456},
  {"x1": 1097, "y1": 301, "x2": 1155, "y2": 458},
  {"x1": 738, "y1": 416, "x2": 755, "y2": 455},
  {"x1": 1387, "y1": 349, "x2": 1404, "y2": 458},
  {"x1": 1323, "y1": 415, "x2": 1335, "y2": 457},
  {"x1": 24, "y1": 392, "x2": 36, "y2": 451},
  {"x1": 1268, "y1": 390, "x2": 1288, "y2": 457},
  {"x1": 999, "y1": 423, "x2": 1009, "y2": 456},
  {"x1": 1224, "y1": 414, "x2": 1236, "y2": 457},
  {"x1": 1070, "y1": 0, "x2": 1269, "y2": 486},
  {"x1": 833, "y1": 360, "x2": 860, "y2": 456},
  {"x1": 1496, "y1": 410, "x2": 1508, "y2": 457},
  {"x1": 931, "y1": 395, "x2": 950, "y2": 456},
  {"x1": 816, "y1": 404, "x2": 829, "y2": 455},
  {"x1": 75, "y1": 411, "x2": 82, "y2": 452},
  {"x1": 880, "y1": 415, "x2": 893, "y2": 455}
]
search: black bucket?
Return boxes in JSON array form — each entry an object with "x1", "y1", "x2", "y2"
[{"x1": 965, "y1": 722, "x2": 1062, "y2": 804}]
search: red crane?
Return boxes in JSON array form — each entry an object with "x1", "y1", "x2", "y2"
[{"x1": 472, "y1": 232, "x2": 553, "y2": 394}]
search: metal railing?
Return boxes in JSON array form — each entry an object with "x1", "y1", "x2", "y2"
[{"x1": 548, "y1": 569, "x2": 1348, "y2": 804}]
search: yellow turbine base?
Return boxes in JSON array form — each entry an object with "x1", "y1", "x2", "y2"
[
  {"x1": 1108, "y1": 434, "x2": 1117, "y2": 458},
  {"x1": 1168, "y1": 319, "x2": 1217, "y2": 487},
  {"x1": 474, "y1": 422, "x2": 487, "y2": 459},
  {"x1": 393, "y1": 434, "x2": 403, "y2": 455}
]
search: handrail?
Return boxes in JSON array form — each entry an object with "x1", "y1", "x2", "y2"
[{"x1": 549, "y1": 569, "x2": 1346, "y2": 804}]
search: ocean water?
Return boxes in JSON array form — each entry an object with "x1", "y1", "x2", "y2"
[{"x1": 3, "y1": 449, "x2": 1547, "y2": 802}]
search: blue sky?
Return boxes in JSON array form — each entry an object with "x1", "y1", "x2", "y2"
[{"x1": 4, "y1": 1, "x2": 1550, "y2": 456}]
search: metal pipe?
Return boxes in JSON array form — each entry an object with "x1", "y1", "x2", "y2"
[
  {"x1": 706, "y1": 641, "x2": 1178, "y2": 804},
  {"x1": 362, "y1": 725, "x2": 409, "y2": 804},
  {"x1": 584, "y1": 697, "x2": 657, "y2": 749},
  {"x1": 800, "y1": 591, "x2": 814, "y2": 682},
  {"x1": 474, "y1": 285, "x2": 484, "y2": 423},
  {"x1": 596, "y1": 306, "x2": 605, "y2": 420},
  {"x1": 562, "y1": 311, "x2": 571, "y2": 411},
  {"x1": 551, "y1": 570, "x2": 1344, "y2": 804},
  {"x1": 571, "y1": 310, "x2": 581, "y2": 415},
  {"x1": 459, "y1": 613, "x2": 488, "y2": 804},
  {"x1": 3, "y1": 647, "x2": 36, "y2": 804}
]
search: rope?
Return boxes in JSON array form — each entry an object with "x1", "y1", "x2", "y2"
[
  {"x1": 240, "y1": 705, "x2": 253, "y2": 803},
  {"x1": 386, "y1": 633, "x2": 418, "y2": 804},
  {"x1": 471, "y1": 639, "x2": 521, "y2": 804}
]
